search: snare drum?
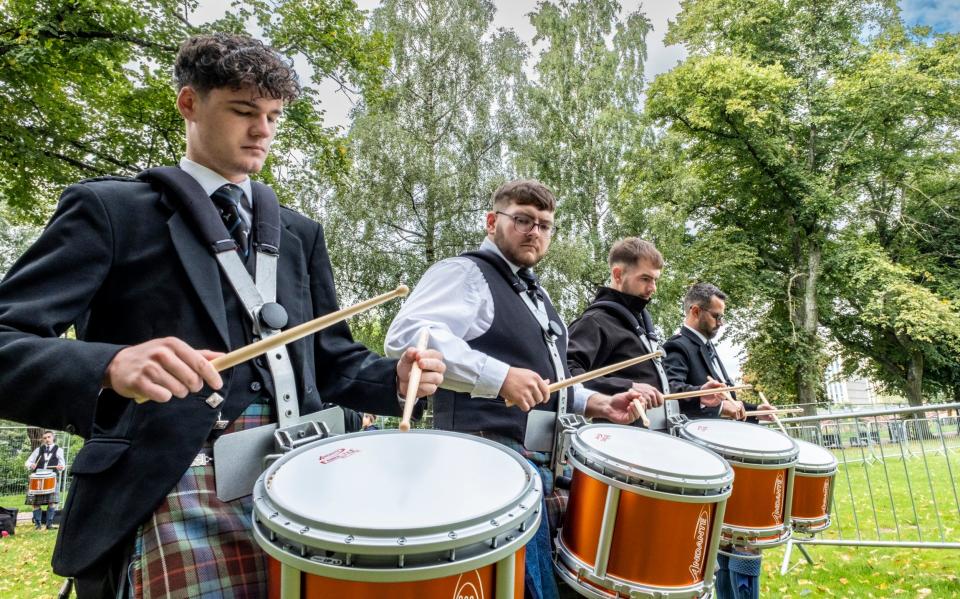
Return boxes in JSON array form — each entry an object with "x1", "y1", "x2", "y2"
[
  {"x1": 679, "y1": 420, "x2": 798, "y2": 549},
  {"x1": 556, "y1": 424, "x2": 733, "y2": 598},
  {"x1": 253, "y1": 430, "x2": 541, "y2": 599},
  {"x1": 791, "y1": 439, "x2": 837, "y2": 534},
  {"x1": 28, "y1": 469, "x2": 57, "y2": 496}
]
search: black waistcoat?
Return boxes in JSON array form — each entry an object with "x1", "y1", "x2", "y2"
[
  {"x1": 432, "y1": 250, "x2": 568, "y2": 444},
  {"x1": 37, "y1": 444, "x2": 60, "y2": 468}
]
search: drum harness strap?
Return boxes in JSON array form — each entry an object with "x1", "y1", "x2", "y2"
[{"x1": 464, "y1": 250, "x2": 572, "y2": 477}]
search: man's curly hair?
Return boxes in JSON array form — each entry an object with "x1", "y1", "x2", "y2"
[{"x1": 174, "y1": 33, "x2": 301, "y2": 101}]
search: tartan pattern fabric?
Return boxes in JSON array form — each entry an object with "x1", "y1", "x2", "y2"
[
  {"x1": 25, "y1": 474, "x2": 60, "y2": 507},
  {"x1": 472, "y1": 431, "x2": 571, "y2": 533},
  {"x1": 129, "y1": 402, "x2": 273, "y2": 599}
]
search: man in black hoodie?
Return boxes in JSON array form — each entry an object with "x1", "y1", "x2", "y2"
[{"x1": 566, "y1": 238, "x2": 668, "y2": 428}]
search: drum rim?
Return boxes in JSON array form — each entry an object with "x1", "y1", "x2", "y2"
[
  {"x1": 253, "y1": 429, "x2": 542, "y2": 559},
  {"x1": 794, "y1": 439, "x2": 839, "y2": 472},
  {"x1": 679, "y1": 420, "x2": 799, "y2": 465},
  {"x1": 569, "y1": 424, "x2": 734, "y2": 493},
  {"x1": 555, "y1": 539, "x2": 713, "y2": 599},
  {"x1": 253, "y1": 514, "x2": 536, "y2": 582}
]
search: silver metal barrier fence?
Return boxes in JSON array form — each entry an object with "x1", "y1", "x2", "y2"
[
  {"x1": 772, "y1": 403, "x2": 960, "y2": 572},
  {"x1": 0, "y1": 426, "x2": 77, "y2": 507}
]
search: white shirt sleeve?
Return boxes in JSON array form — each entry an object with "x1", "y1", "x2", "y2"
[
  {"x1": 571, "y1": 385, "x2": 590, "y2": 415},
  {"x1": 56, "y1": 447, "x2": 65, "y2": 466},
  {"x1": 385, "y1": 258, "x2": 510, "y2": 398},
  {"x1": 25, "y1": 447, "x2": 39, "y2": 470}
]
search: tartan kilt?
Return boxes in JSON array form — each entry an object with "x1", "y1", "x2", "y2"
[
  {"x1": 129, "y1": 403, "x2": 273, "y2": 599},
  {"x1": 25, "y1": 488, "x2": 59, "y2": 507}
]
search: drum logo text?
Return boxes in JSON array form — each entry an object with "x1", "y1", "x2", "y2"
[
  {"x1": 688, "y1": 505, "x2": 711, "y2": 580},
  {"x1": 594, "y1": 433, "x2": 611, "y2": 443},
  {"x1": 772, "y1": 472, "x2": 785, "y2": 523},
  {"x1": 821, "y1": 479, "x2": 830, "y2": 513},
  {"x1": 317, "y1": 448, "x2": 360, "y2": 464},
  {"x1": 452, "y1": 570, "x2": 485, "y2": 599}
]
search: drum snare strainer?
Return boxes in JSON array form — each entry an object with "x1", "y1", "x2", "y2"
[
  {"x1": 679, "y1": 420, "x2": 799, "y2": 550},
  {"x1": 253, "y1": 429, "x2": 542, "y2": 599}
]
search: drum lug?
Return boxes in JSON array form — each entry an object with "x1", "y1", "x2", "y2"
[{"x1": 274, "y1": 420, "x2": 331, "y2": 453}]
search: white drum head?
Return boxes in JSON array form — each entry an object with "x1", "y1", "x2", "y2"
[
  {"x1": 265, "y1": 432, "x2": 530, "y2": 532},
  {"x1": 795, "y1": 439, "x2": 837, "y2": 471},
  {"x1": 682, "y1": 419, "x2": 798, "y2": 463},
  {"x1": 580, "y1": 424, "x2": 729, "y2": 479}
]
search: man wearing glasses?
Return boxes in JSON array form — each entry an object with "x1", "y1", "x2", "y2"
[
  {"x1": 385, "y1": 179, "x2": 646, "y2": 599},
  {"x1": 662, "y1": 282, "x2": 774, "y2": 599},
  {"x1": 662, "y1": 282, "x2": 763, "y2": 421}
]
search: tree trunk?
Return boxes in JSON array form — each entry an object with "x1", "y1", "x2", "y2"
[
  {"x1": 905, "y1": 350, "x2": 923, "y2": 407},
  {"x1": 794, "y1": 243, "x2": 822, "y2": 417}
]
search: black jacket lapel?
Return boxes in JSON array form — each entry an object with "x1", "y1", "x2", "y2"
[{"x1": 168, "y1": 210, "x2": 230, "y2": 348}]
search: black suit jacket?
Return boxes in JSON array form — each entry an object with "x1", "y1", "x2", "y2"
[
  {"x1": 662, "y1": 327, "x2": 757, "y2": 419},
  {"x1": 0, "y1": 175, "x2": 404, "y2": 576}
]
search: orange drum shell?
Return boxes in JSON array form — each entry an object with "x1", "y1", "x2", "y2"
[
  {"x1": 723, "y1": 465, "x2": 789, "y2": 530},
  {"x1": 268, "y1": 548, "x2": 525, "y2": 599},
  {"x1": 561, "y1": 469, "x2": 719, "y2": 587},
  {"x1": 28, "y1": 472, "x2": 56, "y2": 494},
  {"x1": 792, "y1": 472, "x2": 834, "y2": 520}
]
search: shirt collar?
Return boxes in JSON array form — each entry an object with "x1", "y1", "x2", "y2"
[
  {"x1": 179, "y1": 157, "x2": 253, "y2": 206},
  {"x1": 683, "y1": 323, "x2": 710, "y2": 345},
  {"x1": 481, "y1": 237, "x2": 523, "y2": 275}
]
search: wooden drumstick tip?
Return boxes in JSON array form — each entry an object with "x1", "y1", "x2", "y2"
[
  {"x1": 632, "y1": 398, "x2": 650, "y2": 428},
  {"x1": 398, "y1": 421, "x2": 411, "y2": 432},
  {"x1": 396, "y1": 284, "x2": 410, "y2": 297}
]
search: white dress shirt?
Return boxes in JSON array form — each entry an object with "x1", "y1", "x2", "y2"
[
  {"x1": 179, "y1": 158, "x2": 254, "y2": 226},
  {"x1": 385, "y1": 238, "x2": 590, "y2": 414},
  {"x1": 25, "y1": 444, "x2": 65, "y2": 469}
]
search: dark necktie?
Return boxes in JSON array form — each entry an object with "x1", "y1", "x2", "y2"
[
  {"x1": 211, "y1": 184, "x2": 251, "y2": 257},
  {"x1": 517, "y1": 267, "x2": 541, "y2": 302}
]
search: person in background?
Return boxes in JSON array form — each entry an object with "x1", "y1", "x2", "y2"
[{"x1": 24, "y1": 430, "x2": 65, "y2": 530}]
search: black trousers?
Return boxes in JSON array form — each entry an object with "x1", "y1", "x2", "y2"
[{"x1": 70, "y1": 539, "x2": 132, "y2": 599}]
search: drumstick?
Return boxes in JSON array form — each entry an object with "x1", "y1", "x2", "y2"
[
  {"x1": 398, "y1": 328, "x2": 430, "y2": 432},
  {"x1": 547, "y1": 351, "x2": 663, "y2": 394},
  {"x1": 632, "y1": 398, "x2": 651, "y2": 428},
  {"x1": 212, "y1": 285, "x2": 410, "y2": 371},
  {"x1": 662, "y1": 384, "x2": 753, "y2": 401},
  {"x1": 759, "y1": 391, "x2": 789, "y2": 434},
  {"x1": 503, "y1": 351, "x2": 663, "y2": 407},
  {"x1": 134, "y1": 285, "x2": 409, "y2": 404}
]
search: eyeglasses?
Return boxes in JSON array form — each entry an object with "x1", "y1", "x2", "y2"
[
  {"x1": 496, "y1": 211, "x2": 557, "y2": 236},
  {"x1": 705, "y1": 310, "x2": 724, "y2": 323}
]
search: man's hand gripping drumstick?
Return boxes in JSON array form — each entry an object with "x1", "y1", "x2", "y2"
[
  {"x1": 106, "y1": 285, "x2": 441, "y2": 404},
  {"x1": 398, "y1": 329, "x2": 431, "y2": 431}
]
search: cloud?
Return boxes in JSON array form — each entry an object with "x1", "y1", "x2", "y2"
[{"x1": 899, "y1": 0, "x2": 960, "y2": 34}]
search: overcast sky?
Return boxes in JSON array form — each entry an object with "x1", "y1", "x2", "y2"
[{"x1": 189, "y1": 0, "x2": 958, "y2": 380}]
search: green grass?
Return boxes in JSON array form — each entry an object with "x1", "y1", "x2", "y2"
[
  {"x1": 0, "y1": 525, "x2": 63, "y2": 599},
  {"x1": 759, "y1": 440, "x2": 960, "y2": 597},
  {"x1": 1, "y1": 441, "x2": 958, "y2": 598}
]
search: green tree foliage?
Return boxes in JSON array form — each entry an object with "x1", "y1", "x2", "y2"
[
  {"x1": 329, "y1": 0, "x2": 527, "y2": 349},
  {"x1": 644, "y1": 0, "x2": 960, "y2": 410},
  {"x1": 515, "y1": 0, "x2": 651, "y2": 318},
  {"x1": 0, "y1": 0, "x2": 388, "y2": 224}
]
